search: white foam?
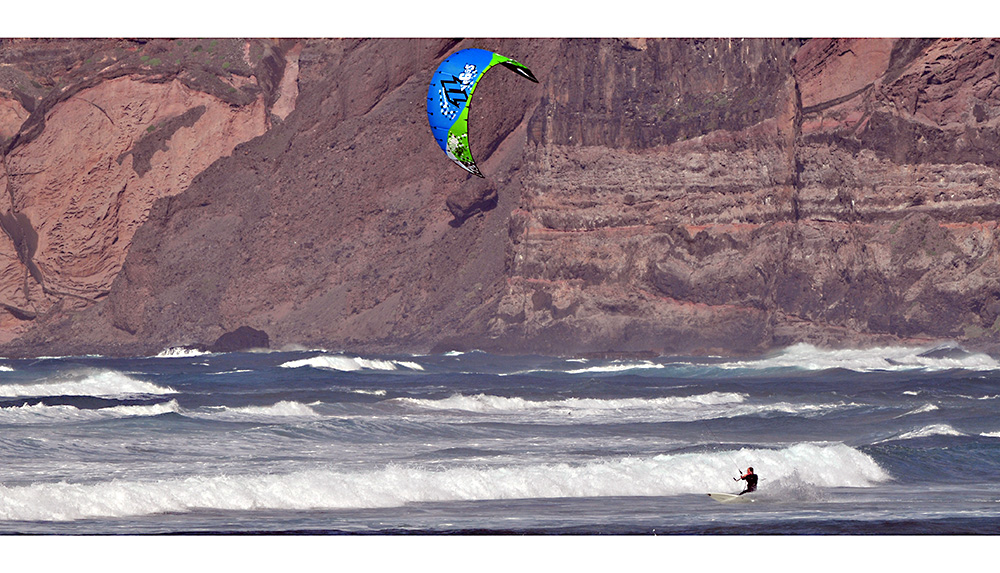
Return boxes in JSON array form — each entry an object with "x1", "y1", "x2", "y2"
[
  {"x1": 897, "y1": 423, "x2": 966, "y2": 440},
  {"x1": 0, "y1": 366, "x2": 13, "y2": 372},
  {"x1": 154, "y1": 347, "x2": 211, "y2": 358},
  {"x1": 564, "y1": 361, "x2": 665, "y2": 374},
  {"x1": 394, "y1": 392, "x2": 847, "y2": 423},
  {"x1": 0, "y1": 370, "x2": 177, "y2": 398},
  {"x1": 350, "y1": 389, "x2": 387, "y2": 396},
  {"x1": 205, "y1": 369, "x2": 254, "y2": 376},
  {"x1": 875, "y1": 423, "x2": 967, "y2": 443},
  {"x1": 895, "y1": 403, "x2": 939, "y2": 418},
  {"x1": 279, "y1": 355, "x2": 424, "y2": 372},
  {"x1": 0, "y1": 442, "x2": 888, "y2": 521},
  {"x1": 0, "y1": 400, "x2": 180, "y2": 425},
  {"x1": 400, "y1": 391, "x2": 743, "y2": 412},
  {"x1": 0, "y1": 399, "x2": 322, "y2": 425},
  {"x1": 723, "y1": 342, "x2": 1000, "y2": 372},
  {"x1": 501, "y1": 360, "x2": 665, "y2": 376},
  {"x1": 495, "y1": 343, "x2": 1000, "y2": 375},
  {"x1": 191, "y1": 400, "x2": 321, "y2": 421}
]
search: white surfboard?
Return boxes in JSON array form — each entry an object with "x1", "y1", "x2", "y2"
[{"x1": 707, "y1": 492, "x2": 755, "y2": 503}]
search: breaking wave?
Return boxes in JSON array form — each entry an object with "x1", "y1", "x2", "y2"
[
  {"x1": 394, "y1": 392, "x2": 848, "y2": 423},
  {"x1": 723, "y1": 342, "x2": 1000, "y2": 372},
  {"x1": 0, "y1": 400, "x2": 180, "y2": 425},
  {"x1": 154, "y1": 347, "x2": 211, "y2": 358},
  {"x1": 874, "y1": 423, "x2": 968, "y2": 444},
  {"x1": 190, "y1": 401, "x2": 322, "y2": 421},
  {"x1": 0, "y1": 370, "x2": 177, "y2": 398},
  {"x1": 895, "y1": 403, "x2": 940, "y2": 418},
  {"x1": 0, "y1": 442, "x2": 887, "y2": 521},
  {"x1": 0, "y1": 399, "x2": 325, "y2": 426},
  {"x1": 564, "y1": 361, "x2": 665, "y2": 374},
  {"x1": 280, "y1": 355, "x2": 424, "y2": 372}
]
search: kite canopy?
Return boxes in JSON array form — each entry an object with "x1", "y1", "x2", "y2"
[{"x1": 426, "y1": 48, "x2": 538, "y2": 177}]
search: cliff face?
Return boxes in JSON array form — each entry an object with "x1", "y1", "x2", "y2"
[
  {"x1": 0, "y1": 38, "x2": 298, "y2": 347},
  {"x1": 3, "y1": 38, "x2": 1000, "y2": 358},
  {"x1": 490, "y1": 38, "x2": 1000, "y2": 355}
]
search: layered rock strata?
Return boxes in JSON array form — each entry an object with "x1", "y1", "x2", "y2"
[
  {"x1": 2, "y1": 38, "x2": 1000, "y2": 358},
  {"x1": 1, "y1": 39, "x2": 298, "y2": 346}
]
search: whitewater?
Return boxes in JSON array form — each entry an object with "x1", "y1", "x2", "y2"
[{"x1": 1, "y1": 342, "x2": 999, "y2": 534}]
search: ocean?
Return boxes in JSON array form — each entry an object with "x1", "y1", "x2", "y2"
[{"x1": 1, "y1": 342, "x2": 998, "y2": 547}]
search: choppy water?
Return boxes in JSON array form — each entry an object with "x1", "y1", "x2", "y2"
[{"x1": 1, "y1": 342, "x2": 999, "y2": 535}]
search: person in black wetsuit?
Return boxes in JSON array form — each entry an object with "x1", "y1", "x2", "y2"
[{"x1": 734, "y1": 467, "x2": 758, "y2": 495}]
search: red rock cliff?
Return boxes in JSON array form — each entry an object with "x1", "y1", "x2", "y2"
[{"x1": 3, "y1": 38, "x2": 1000, "y2": 357}]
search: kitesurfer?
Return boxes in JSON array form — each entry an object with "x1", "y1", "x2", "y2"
[{"x1": 734, "y1": 467, "x2": 758, "y2": 495}]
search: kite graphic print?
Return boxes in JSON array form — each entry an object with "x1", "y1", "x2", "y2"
[{"x1": 426, "y1": 48, "x2": 538, "y2": 177}]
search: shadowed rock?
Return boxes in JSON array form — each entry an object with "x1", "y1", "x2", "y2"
[
  {"x1": 200, "y1": 326, "x2": 270, "y2": 353},
  {"x1": 447, "y1": 178, "x2": 498, "y2": 224}
]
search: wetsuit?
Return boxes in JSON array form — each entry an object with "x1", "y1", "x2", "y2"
[{"x1": 738, "y1": 471, "x2": 758, "y2": 495}]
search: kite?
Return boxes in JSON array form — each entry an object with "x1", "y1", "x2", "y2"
[{"x1": 426, "y1": 48, "x2": 538, "y2": 177}]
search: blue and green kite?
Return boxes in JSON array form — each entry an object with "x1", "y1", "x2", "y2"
[{"x1": 426, "y1": 48, "x2": 538, "y2": 177}]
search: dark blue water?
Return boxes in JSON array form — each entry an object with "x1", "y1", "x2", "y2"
[{"x1": 1, "y1": 343, "x2": 999, "y2": 534}]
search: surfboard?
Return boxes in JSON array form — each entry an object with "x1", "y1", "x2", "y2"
[{"x1": 707, "y1": 492, "x2": 756, "y2": 503}]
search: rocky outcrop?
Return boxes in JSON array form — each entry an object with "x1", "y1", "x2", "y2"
[
  {"x1": 200, "y1": 325, "x2": 269, "y2": 353},
  {"x1": 3, "y1": 38, "x2": 1000, "y2": 358}
]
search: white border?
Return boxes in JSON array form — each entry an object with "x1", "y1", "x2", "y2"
[{"x1": 1, "y1": 1, "x2": 991, "y2": 38}]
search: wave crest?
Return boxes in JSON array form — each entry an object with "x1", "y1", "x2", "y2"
[
  {"x1": 392, "y1": 392, "x2": 846, "y2": 423},
  {"x1": 192, "y1": 401, "x2": 321, "y2": 421},
  {"x1": 0, "y1": 370, "x2": 177, "y2": 398},
  {"x1": 0, "y1": 400, "x2": 180, "y2": 424},
  {"x1": 875, "y1": 423, "x2": 968, "y2": 443},
  {"x1": 0, "y1": 442, "x2": 887, "y2": 521},
  {"x1": 727, "y1": 342, "x2": 1000, "y2": 372},
  {"x1": 280, "y1": 355, "x2": 424, "y2": 372}
]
